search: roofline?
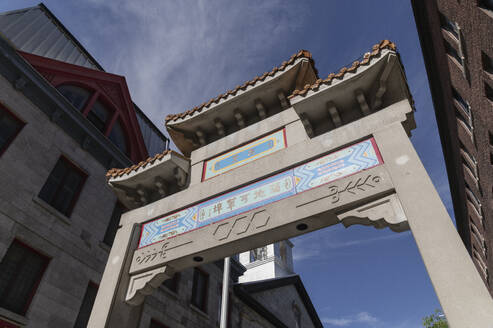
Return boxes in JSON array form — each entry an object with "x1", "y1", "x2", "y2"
[
  {"x1": 290, "y1": 40, "x2": 398, "y2": 99},
  {"x1": 38, "y1": 3, "x2": 170, "y2": 152},
  {"x1": 133, "y1": 102, "x2": 170, "y2": 146},
  {"x1": 236, "y1": 275, "x2": 323, "y2": 328},
  {"x1": 165, "y1": 49, "x2": 317, "y2": 124},
  {"x1": 37, "y1": 3, "x2": 105, "y2": 71},
  {"x1": 106, "y1": 149, "x2": 189, "y2": 180},
  {"x1": 233, "y1": 284, "x2": 289, "y2": 328}
]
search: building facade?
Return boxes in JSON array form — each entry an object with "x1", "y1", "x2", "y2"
[
  {"x1": 0, "y1": 4, "x2": 322, "y2": 328},
  {"x1": 238, "y1": 240, "x2": 294, "y2": 283},
  {"x1": 411, "y1": 0, "x2": 493, "y2": 295}
]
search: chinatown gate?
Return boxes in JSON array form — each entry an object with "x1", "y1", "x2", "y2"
[{"x1": 89, "y1": 41, "x2": 493, "y2": 327}]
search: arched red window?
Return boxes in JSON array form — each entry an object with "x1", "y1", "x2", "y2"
[{"x1": 56, "y1": 83, "x2": 130, "y2": 156}]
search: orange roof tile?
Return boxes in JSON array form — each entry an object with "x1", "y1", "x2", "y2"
[
  {"x1": 165, "y1": 49, "x2": 316, "y2": 124},
  {"x1": 289, "y1": 40, "x2": 397, "y2": 99},
  {"x1": 106, "y1": 149, "x2": 189, "y2": 180}
]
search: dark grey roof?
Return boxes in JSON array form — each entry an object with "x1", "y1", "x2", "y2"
[
  {"x1": 0, "y1": 3, "x2": 103, "y2": 70},
  {"x1": 234, "y1": 275, "x2": 323, "y2": 328}
]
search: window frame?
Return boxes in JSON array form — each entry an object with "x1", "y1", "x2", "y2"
[
  {"x1": 0, "y1": 104, "x2": 25, "y2": 158},
  {"x1": 149, "y1": 319, "x2": 168, "y2": 328},
  {"x1": 191, "y1": 267, "x2": 209, "y2": 313},
  {"x1": 55, "y1": 82, "x2": 132, "y2": 157},
  {"x1": 73, "y1": 281, "x2": 99, "y2": 328},
  {"x1": 439, "y1": 12, "x2": 459, "y2": 40},
  {"x1": 56, "y1": 84, "x2": 93, "y2": 112},
  {"x1": 38, "y1": 156, "x2": 87, "y2": 217},
  {"x1": 0, "y1": 239, "x2": 50, "y2": 315},
  {"x1": 103, "y1": 202, "x2": 126, "y2": 247}
]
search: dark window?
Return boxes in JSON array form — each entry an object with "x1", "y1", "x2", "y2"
[
  {"x1": 292, "y1": 303, "x2": 301, "y2": 328},
  {"x1": 0, "y1": 105, "x2": 24, "y2": 156},
  {"x1": 163, "y1": 272, "x2": 180, "y2": 293},
  {"x1": 456, "y1": 108, "x2": 472, "y2": 132},
  {"x1": 191, "y1": 268, "x2": 208, "y2": 312},
  {"x1": 74, "y1": 282, "x2": 98, "y2": 328},
  {"x1": 150, "y1": 319, "x2": 167, "y2": 328},
  {"x1": 444, "y1": 39, "x2": 462, "y2": 65},
  {"x1": 452, "y1": 88, "x2": 470, "y2": 115},
  {"x1": 87, "y1": 100, "x2": 110, "y2": 133},
  {"x1": 103, "y1": 202, "x2": 125, "y2": 246},
  {"x1": 250, "y1": 247, "x2": 267, "y2": 262},
  {"x1": 482, "y1": 52, "x2": 493, "y2": 75},
  {"x1": 57, "y1": 85, "x2": 91, "y2": 111},
  {"x1": 439, "y1": 12, "x2": 459, "y2": 38},
  {"x1": 38, "y1": 157, "x2": 86, "y2": 216},
  {"x1": 108, "y1": 120, "x2": 128, "y2": 155},
  {"x1": 479, "y1": 0, "x2": 493, "y2": 11},
  {"x1": 0, "y1": 240, "x2": 49, "y2": 315},
  {"x1": 485, "y1": 83, "x2": 493, "y2": 102}
]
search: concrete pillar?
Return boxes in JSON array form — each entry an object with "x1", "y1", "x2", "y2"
[
  {"x1": 87, "y1": 221, "x2": 144, "y2": 328},
  {"x1": 374, "y1": 123, "x2": 493, "y2": 327}
]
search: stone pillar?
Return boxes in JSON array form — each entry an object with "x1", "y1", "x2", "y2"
[
  {"x1": 87, "y1": 221, "x2": 144, "y2": 328},
  {"x1": 374, "y1": 123, "x2": 493, "y2": 327}
]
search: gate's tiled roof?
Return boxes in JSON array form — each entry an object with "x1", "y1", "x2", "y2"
[
  {"x1": 106, "y1": 149, "x2": 188, "y2": 179},
  {"x1": 289, "y1": 40, "x2": 397, "y2": 99},
  {"x1": 165, "y1": 50, "x2": 316, "y2": 124}
]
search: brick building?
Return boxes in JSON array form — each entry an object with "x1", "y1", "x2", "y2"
[
  {"x1": 411, "y1": 0, "x2": 493, "y2": 294},
  {"x1": 0, "y1": 4, "x2": 322, "y2": 328}
]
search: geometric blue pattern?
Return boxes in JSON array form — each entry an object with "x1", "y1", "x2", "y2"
[
  {"x1": 138, "y1": 138, "x2": 382, "y2": 248},
  {"x1": 294, "y1": 139, "x2": 380, "y2": 193}
]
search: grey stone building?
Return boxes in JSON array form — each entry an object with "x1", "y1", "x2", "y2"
[{"x1": 0, "y1": 4, "x2": 322, "y2": 328}]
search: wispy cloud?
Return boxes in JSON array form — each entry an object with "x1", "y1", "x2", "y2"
[
  {"x1": 72, "y1": 0, "x2": 309, "y2": 146},
  {"x1": 293, "y1": 230, "x2": 410, "y2": 262},
  {"x1": 323, "y1": 312, "x2": 379, "y2": 327}
]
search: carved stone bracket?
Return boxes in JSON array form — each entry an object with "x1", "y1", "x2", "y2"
[
  {"x1": 126, "y1": 265, "x2": 175, "y2": 306},
  {"x1": 337, "y1": 194, "x2": 409, "y2": 232}
]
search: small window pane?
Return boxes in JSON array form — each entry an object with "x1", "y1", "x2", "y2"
[
  {"x1": 250, "y1": 247, "x2": 267, "y2": 262},
  {"x1": 0, "y1": 240, "x2": 49, "y2": 315},
  {"x1": 150, "y1": 320, "x2": 167, "y2": 328},
  {"x1": 38, "y1": 157, "x2": 86, "y2": 217},
  {"x1": 108, "y1": 120, "x2": 128, "y2": 155},
  {"x1": 439, "y1": 12, "x2": 459, "y2": 38},
  {"x1": 444, "y1": 40, "x2": 462, "y2": 65},
  {"x1": 485, "y1": 83, "x2": 493, "y2": 102},
  {"x1": 0, "y1": 107, "x2": 24, "y2": 155},
  {"x1": 482, "y1": 52, "x2": 493, "y2": 75},
  {"x1": 452, "y1": 88, "x2": 470, "y2": 114},
  {"x1": 87, "y1": 101, "x2": 110, "y2": 132},
  {"x1": 479, "y1": 0, "x2": 493, "y2": 11},
  {"x1": 103, "y1": 202, "x2": 125, "y2": 246},
  {"x1": 191, "y1": 268, "x2": 208, "y2": 312},
  {"x1": 74, "y1": 282, "x2": 98, "y2": 328},
  {"x1": 57, "y1": 85, "x2": 91, "y2": 111}
]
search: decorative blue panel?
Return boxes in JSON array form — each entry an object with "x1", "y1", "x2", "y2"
[{"x1": 139, "y1": 138, "x2": 383, "y2": 248}]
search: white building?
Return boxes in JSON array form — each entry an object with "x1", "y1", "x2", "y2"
[{"x1": 238, "y1": 240, "x2": 294, "y2": 283}]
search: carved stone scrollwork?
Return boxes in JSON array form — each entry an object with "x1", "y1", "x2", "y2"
[
  {"x1": 126, "y1": 265, "x2": 175, "y2": 306},
  {"x1": 336, "y1": 194, "x2": 409, "y2": 232}
]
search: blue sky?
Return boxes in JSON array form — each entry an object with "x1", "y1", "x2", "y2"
[{"x1": 1, "y1": 1, "x2": 454, "y2": 327}]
